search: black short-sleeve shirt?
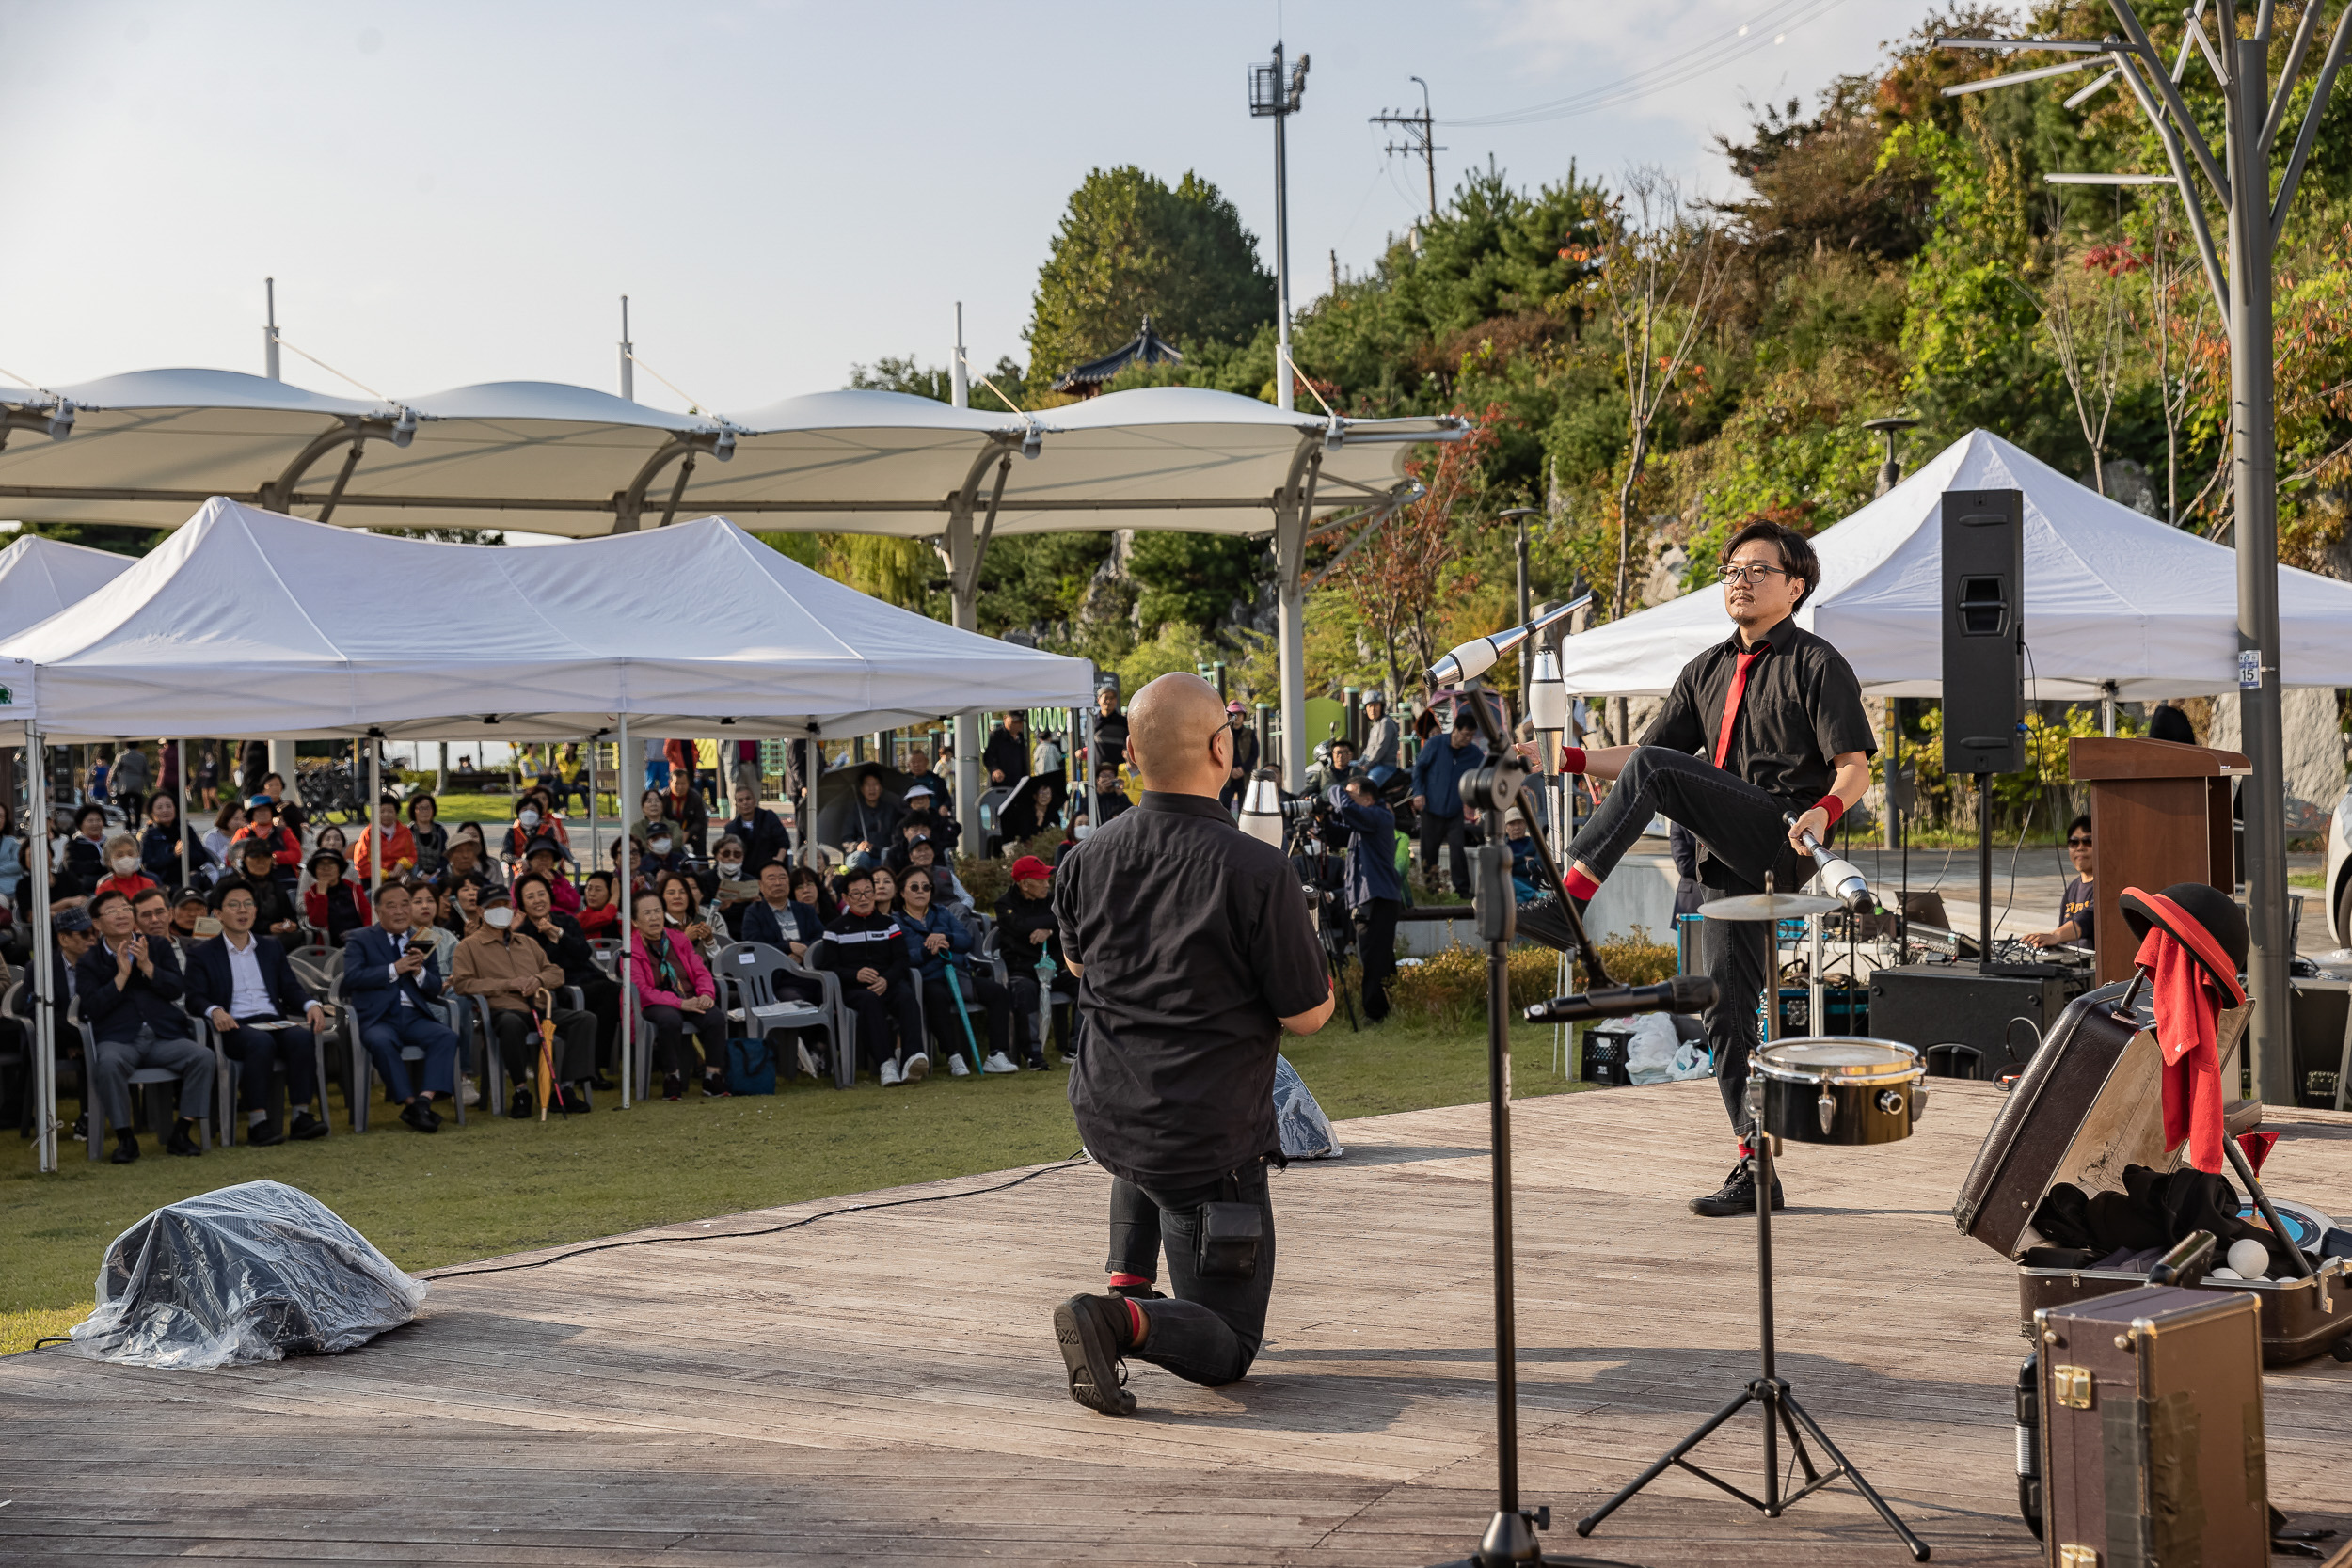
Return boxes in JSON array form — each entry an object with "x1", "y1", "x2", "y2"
[
  {"x1": 1055, "y1": 791, "x2": 1327, "y2": 1188},
  {"x1": 1641, "y1": 615, "x2": 1878, "y2": 813}
]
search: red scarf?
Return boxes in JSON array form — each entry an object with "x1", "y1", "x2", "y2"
[{"x1": 2135, "y1": 926, "x2": 2228, "y2": 1174}]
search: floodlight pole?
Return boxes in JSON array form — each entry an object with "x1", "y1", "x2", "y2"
[
  {"x1": 1942, "y1": 1, "x2": 2352, "y2": 1104},
  {"x1": 1255, "y1": 41, "x2": 1313, "y2": 788}
]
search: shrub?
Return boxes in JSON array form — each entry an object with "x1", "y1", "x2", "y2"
[{"x1": 1389, "y1": 944, "x2": 1565, "y2": 1027}]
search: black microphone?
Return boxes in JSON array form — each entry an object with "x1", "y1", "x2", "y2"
[{"x1": 1522, "y1": 973, "x2": 1717, "y2": 1024}]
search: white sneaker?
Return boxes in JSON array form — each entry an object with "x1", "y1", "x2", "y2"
[
  {"x1": 879, "y1": 1059, "x2": 902, "y2": 1087},
  {"x1": 982, "y1": 1052, "x2": 1020, "y2": 1075},
  {"x1": 796, "y1": 1040, "x2": 818, "y2": 1080},
  {"x1": 459, "y1": 1076, "x2": 482, "y2": 1109},
  {"x1": 947, "y1": 1054, "x2": 971, "y2": 1077},
  {"x1": 902, "y1": 1052, "x2": 930, "y2": 1083}
]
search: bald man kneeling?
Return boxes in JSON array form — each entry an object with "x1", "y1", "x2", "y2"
[{"x1": 1048, "y1": 673, "x2": 1334, "y2": 1416}]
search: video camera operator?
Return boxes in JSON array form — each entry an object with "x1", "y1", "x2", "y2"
[
  {"x1": 1049, "y1": 672, "x2": 1334, "y2": 1418},
  {"x1": 1317, "y1": 767, "x2": 1400, "y2": 1022}
]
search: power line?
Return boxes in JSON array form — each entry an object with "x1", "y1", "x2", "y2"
[
  {"x1": 1448, "y1": 0, "x2": 1851, "y2": 128},
  {"x1": 1370, "y1": 75, "x2": 1444, "y2": 218}
]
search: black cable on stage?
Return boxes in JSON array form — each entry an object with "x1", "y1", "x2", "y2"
[{"x1": 418, "y1": 1151, "x2": 1092, "y2": 1282}]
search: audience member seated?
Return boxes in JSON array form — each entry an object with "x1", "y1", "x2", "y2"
[
  {"x1": 201, "y1": 801, "x2": 245, "y2": 866},
  {"x1": 436, "y1": 834, "x2": 494, "y2": 892},
  {"x1": 1086, "y1": 761, "x2": 1133, "y2": 825},
  {"x1": 899, "y1": 781, "x2": 961, "y2": 853},
  {"x1": 741, "y1": 861, "x2": 825, "y2": 968},
  {"x1": 630, "y1": 798, "x2": 689, "y2": 889},
  {"x1": 451, "y1": 820, "x2": 505, "y2": 885},
  {"x1": 868, "y1": 863, "x2": 899, "y2": 916},
  {"x1": 577, "y1": 870, "x2": 621, "y2": 941},
  {"x1": 407, "y1": 882, "x2": 460, "y2": 975},
  {"x1": 893, "y1": 835, "x2": 970, "y2": 912},
  {"x1": 131, "y1": 889, "x2": 184, "y2": 968},
  {"x1": 791, "y1": 863, "x2": 837, "y2": 924},
  {"x1": 407, "y1": 793, "x2": 450, "y2": 878},
  {"x1": 708, "y1": 833, "x2": 759, "y2": 938},
  {"x1": 453, "y1": 885, "x2": 595, "y2": 1117},
  {"x1": 301, "y1": 851, "x2": 372, "y2": 946},
  {"x1": 213, "y1": 839, "x2": 303, "y2": 942},
  {"x1": 994, "y1": 777, "x2": 1061, "y2": 847},
  {"x1": 845, "y1": 768, "x2": 903, "y2": 855},
  {"x1": 901, "y1": 748, "x2": 952, "y2": 815},
  {"x1": 722, "y1": 786, "x2": 790, "y2": 875},
  {"x1": 996, "y1": 855, "x2": 1077, "y2": 1062},
  {"x1": 93, "y1": 833, "x2": 160, "y2": 904},
  {"x1": 139, "y1": 794, "x2": 215, "y2": 886},
  {"x1": 666, "y1": 769, "x2": 711, "y2": 857},
  {"x1": 257, "y1": 771, "x2": 306, "y2": 840},
  {"x1": 896, "y1": 867, "x2": 1019, "y2": 1077},
  {"x1": 354, "y1": 792, "x2": 418, "y2": 884},
  {"x1": 501, "y1": 790, "x2": 572, "y2": 868},
  {"x1": 443, "y1": 873, "x2": 485, "y2": 935},
  {"x1": 230, "y1": 795, "x2": 303, "y2": 881},
  {"x1": 186, "y1": 882, "x2": 330, "y2": 1146},
  {"x1": 517, "y1": 837, "x2": 581, "y2": 914},
  {"x1": 0, "y1": 800, "x2": 24, "y2": 906},
  {"x1": 343, "y1": 882, "x2": 461, "y2": 1133},
  {"x1": 59, "y1": 804, "x2": 109, "y2": 898},
  {"x1": 659, "y1": 870, "x2": 723, "y2": 964},
  {"x1": 818, "y1": 866, "x2": 926, "y2": 1086},
  {"x1": 625, "y1": 888, "x2": 731, "y2": 1101},
  {"x1": 515, "y1": 871, "x2": 617, "y2": 1088},
  {"x1": 77, "y1": 889, "x2": 215, "y2": 1164},
  {"x1": 167, "y1": 887, "x2": 211, "y2": 953}
]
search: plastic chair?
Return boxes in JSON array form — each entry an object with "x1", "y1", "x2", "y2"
[
  {"x1": 587, "y1": 939, "x2": 622, "y2": 976},
  {"x1": 203, "y1": 1007, "x2": 331, "y2": 1148},
  {"x1": 712, "y1": 941, "x2": 842, "y2": 1084},
  {"x1": 72, "y1": 998, "x2": 211, "y2": 1162},
  {"x1": 342, "y1": 976, "x2": 467, "y2": 1131}
]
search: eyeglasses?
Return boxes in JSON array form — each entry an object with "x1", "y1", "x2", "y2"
[
  {"x1": 2067, "y1": 835, "x2": 2093, "y2": 847},
  {"x1": 1718, "y1": 562, "x2": 1789, "y2": 586}
]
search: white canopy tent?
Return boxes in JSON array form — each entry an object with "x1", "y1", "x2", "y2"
[
  {"x1": 0, "y1": 535, "x2": 133, "y2": 632},
  {"x1": 1555, "y1": 429, "x2": 2352, "y2": 700},
  {"x1": 2, "y1": 497, "x2": 1097, "y2": 1165}
]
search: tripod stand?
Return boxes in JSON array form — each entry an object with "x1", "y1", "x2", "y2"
[{"x1": 1573, "y1": 989, "x2": 1929, "y2": 1560}]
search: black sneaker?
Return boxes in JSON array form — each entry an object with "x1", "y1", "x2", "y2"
[
  {"x1": 1025, "y1": 1053, "x2": 1047, "y2": 1071},
  {"x1": 1689, "y1": 1160, "x2": 1785, "y2": 1217},
  {"x1": 109, "y1": 1132, "x2": 140, "y2": 1164},
  {"x1": 1052, "y1": 1293, "x2": 1136, "y2": 1417},
  {"x1": 289, "y1": 1111, "x2": 328, "y2": 1141},
  {"x1": 556, "y1": 1085, "x2": 593, "y2": 1115},
  {"x1": 1513, "y1": 893, "x2": 1581, "y2": 956},
  {"x1": 166, "y1": 1122, "x2": 203, "y2": 1157},
  {"x1": 662, "y1": 1071, "x2": 685, "y2": 1102},
  {"x1": 247, "y1": 1117, "x2": 288, "y2": 1148},
  {"x1": 508, "y1": 1087, "x2": 535, "y2": 1119},
  {"x1": 399, "y1": 1099, "x2": 439, "y2": 1134}
]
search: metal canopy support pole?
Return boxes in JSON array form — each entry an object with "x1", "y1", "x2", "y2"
[
  {"x1": 946, "y1": 511, "x2": 985, "y2": 850},
  {"x1": 29, "y1": 727, "x2": 54, "y2": 1172},
  {"x1": 1276, "y1": 507, "x2": 1308, "y2": 790},
  {"x1": 366, "y1": 735, "x2": 381, "y2": 911},
  {"x1": 617, "y1": 711, "x2": 634, "y2": 1109},
  {"x1": 585, "y1": 734, "x2": 600, "y2": 889},
  {"x1": 175, "y1": 738, "x2": 190, "y2": 889}
]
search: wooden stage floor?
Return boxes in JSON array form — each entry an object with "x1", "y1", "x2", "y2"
[{"x1": 4, "y1": 1080, "x2": 2348, "y2": 1566}]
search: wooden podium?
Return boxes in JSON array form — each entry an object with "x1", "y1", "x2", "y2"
[{"x1": 2068, "y1": 736, "x2": 2249, "y2": 984}]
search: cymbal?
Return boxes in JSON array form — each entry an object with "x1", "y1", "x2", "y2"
[{"x1": 1696, "y1": 891, "x2": 1840, "y2": 922}]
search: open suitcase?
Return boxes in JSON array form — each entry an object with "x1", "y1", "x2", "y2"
[{"x1": 1953, "y1": 978, "x2": 2352, "y2": 1366}]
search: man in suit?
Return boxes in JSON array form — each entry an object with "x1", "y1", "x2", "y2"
[
  {"x1": 342, "y1": 881, "x2": 461, "y2": 1133},
  {"x1": 186, "y1": 879, "x2": 332, "y2": 1146},
  {"x1": 76, "y1": 889, "x2": 215, "y2": 1164}
]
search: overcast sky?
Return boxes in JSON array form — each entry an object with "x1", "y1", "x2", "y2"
[{"x1": 1, "y1": 0, "x2": 1936, "y2": 415}]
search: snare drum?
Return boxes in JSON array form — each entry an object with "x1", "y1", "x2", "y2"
[{"x1": 1757, "y1": 1037, "x2": 1926, "y2": 1146}]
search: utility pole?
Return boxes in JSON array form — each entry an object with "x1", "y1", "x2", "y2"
[
  {"x1": 263, "y1": 277, "x2": 281, "y2": 381},
  {"x1": 1250, "y1": 40, "x2": 1310, "y2": 412},
  {"x1": 1370, "y1": 75, "x2": 1444, "y2": 219},
  {"x1": 1251, "y1": 40, "x2": 1312, "y2": 789},
  {"x1": 618, "y1": 296, "x2": 633, "y2": 402},
  {"x1": 1942, "y1": 1, "x2": 2352, "y2": 1105}
]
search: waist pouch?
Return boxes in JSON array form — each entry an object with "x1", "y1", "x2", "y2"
[{"x1": 1195, "y1": 1169, "x2": 1265, "y2": 1280}]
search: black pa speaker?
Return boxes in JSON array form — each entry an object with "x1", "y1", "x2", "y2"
[{"x1": 1940, "y1": 488, "x2": 2024, "y2": 775}]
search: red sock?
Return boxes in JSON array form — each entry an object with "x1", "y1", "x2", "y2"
[
  {"x1": 1563, "y1": 865, "x2": 1600, "y2": 902},
  {"x1": 1561, "y1": 746, "x2": 1588, "y2": 774},
  {"x1": 1737, "y1": 1141, "x2": 1754, "y2": 1159},
  {"x1": 1123, "y1": 1298, "x2": 1147, "y2": 1346},
  {"x1": 1106, "y1": 1273, "x2": 1150, "y2": 1291}
]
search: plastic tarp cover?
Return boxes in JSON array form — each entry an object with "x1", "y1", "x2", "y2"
[
  {"x1": 65, "y1": 1180, "x2": 426, "y2": 1370},
  {"x1": 1274, "y1": 1053, "x2": 1343, "y2": 1160}
]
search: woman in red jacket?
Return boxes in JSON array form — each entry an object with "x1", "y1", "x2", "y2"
[{"x1": 624, "y1": 888, "x2": 729, "y2": 1101}]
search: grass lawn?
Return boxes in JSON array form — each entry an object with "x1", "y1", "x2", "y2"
[{"x1": 2, "y1": 1011, "x2": 1592, "y2": 1353}]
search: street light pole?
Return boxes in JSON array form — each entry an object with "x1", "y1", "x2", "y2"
[
  {"x1": 1251, "y1": 40, "x2": 1311, "y2": 412},
  {"x1": 1940, "y1": 2, "x2": 2352, "y2": 1102},
  {"x1": 1252, "y1": 41, "x2": 1312, "y2": 787}
]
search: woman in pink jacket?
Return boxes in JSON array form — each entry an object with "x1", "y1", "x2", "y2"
[{"x1": 625, "y1": 888, "x2": 731, "y2": 1101}]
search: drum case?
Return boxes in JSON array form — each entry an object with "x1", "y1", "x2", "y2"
[{"x1": 1954, "y1": 981, "x2": 2352, "y2": 1366}]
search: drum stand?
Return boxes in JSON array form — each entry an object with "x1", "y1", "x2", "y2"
[{"x1": 1575, "y1": 938, "x2": 1931, "y2": 1561}]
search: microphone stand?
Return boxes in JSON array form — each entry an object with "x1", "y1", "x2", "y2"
[{"x1": 1431, "y1": 674, "x2": 1621, "y2": 1568}]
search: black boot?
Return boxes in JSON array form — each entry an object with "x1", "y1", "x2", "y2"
[{"x1": 1689, "y1": 1159, "x2": 1785, "y2": 1217}]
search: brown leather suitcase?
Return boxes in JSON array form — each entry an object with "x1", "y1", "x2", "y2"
[
  {"x1": 1955, "y1": 981, "x2": 2352, "y2": 1365},
  {"x1": 2035, "y1": 1284, "x2": 2267, "y2": 1568}
]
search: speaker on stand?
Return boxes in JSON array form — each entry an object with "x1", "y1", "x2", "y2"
[{"x1": 1941, "y1": 489, "x2": 2026, "y2": 972}]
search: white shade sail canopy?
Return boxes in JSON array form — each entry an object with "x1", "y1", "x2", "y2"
[
  {"x1": 1555, "y1": 430, "x2": 2352, "y2": 702},
  {"x1": 0, "y1": 497, "x2": 1096, "y2": 742},
  {"x1": 0, "y1": 534, "x2": 133, "y2": 634},
  {"x1": 0, "y1": 372, "x2": 1457, "y2": 539}
]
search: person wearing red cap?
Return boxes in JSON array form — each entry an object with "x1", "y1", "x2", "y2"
[
  {"x1": 996, "y1": 855, "x2": 1068, "y2": 1069},
  {"x1": 1520, "y1": 519, "x2": 1876, "y2": 1219}
]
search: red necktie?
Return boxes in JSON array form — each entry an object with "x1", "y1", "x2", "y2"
[{"x1": 1713, "y1": 647, "x2": 1767, "y2": 769}]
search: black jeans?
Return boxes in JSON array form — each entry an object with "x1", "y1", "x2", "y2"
[
  {"x1": 1420, "y1": 811, "x2": 1470, "y2": 895},
  {"x1": 840, "y1": 981, "x2": 924, "y2": 1071},
  {"x1": 919, "y1": 972, "x2": 1011, "y2": 1064},
  {"x1": 1354, "y1": 896, "x2": 1400, "y2": 1021},
  {"x1": 222, "y1": 1021, "x2": 321, "y2": 1115},
  {"x1": 488, "y1": 1006, "x2": 597, "y2": 1085},
  {"x1": 1567, "y1": 746, "x2": 1813, "y2": 1140},
  {"x1": 642, "y1": 1003, "x2": 727, "y2": 1080},
  {"x1": 1111, "y1": 1164, "x2": 1277, "y2": 1387},
  {"x1": 572, "y1": 973, "x2": 621, "y2": 1072},
  {"x1": 1008, "y1": 973, "x2": 1077, "y2": 1055}
]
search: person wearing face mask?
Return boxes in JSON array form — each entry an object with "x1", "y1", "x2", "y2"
[
  {"x1": 707, "y1": 833, "x2": 759, "y2": 939},
  {"x1": 632, "y1": 816, "x2": 689, "y2": 891},
  {"x1": 93, "y1": 832, "x2": 161, "y2": 904},
  {"x1": 453, "y1": 884, "x2": 596, "y2": 1117},
  {"x1": 501, "y1": 792, "x2": 570, "y2": 867}
]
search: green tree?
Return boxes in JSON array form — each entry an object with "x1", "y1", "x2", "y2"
[
  {"x1": 1127, "y1": 531, "x2": 1262, "y2": 636},
  {"x1": 1025, "y1": 167, "x2": 1275, "y2": 383}
]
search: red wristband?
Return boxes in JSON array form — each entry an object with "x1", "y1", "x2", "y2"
[
  {"x1": 1812, "y1": 793, "x2": 1845, "y2": 832},
  {"x1": 1560, "y1": 746, "x2": 1587, "y2": 774}
]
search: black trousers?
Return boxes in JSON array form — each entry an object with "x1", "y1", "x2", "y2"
[
  {"x1": 222, "y1": 1021, "x2": 321, "y2": 1115},
  {"x1": 919, "y1": 972, "x2": 1011, "y2": 1063},
  {"x1": 572, "y1": 973, "x2": 621, "y2": 1072},
  {"x1": 1420, "y1": 810, "x2": 1470, "y2": 895},
  {"x1": 488, "y1": 1006, "x2": 597, "y2": 1085},
  {"x1": 1008, "y1": 973, "x2": 1077, "y2": 1056},
  {"x1": 1566, "y1": 745, "x2": 1812, "y2": 1141},
  {"x1": 1109, "y1": 1164, "x2": 1277, "y2": 1387},
  {"x1": 1354, "y1": 896, "x2": 1400, "y2": 1021},
  {"x1": 642, "y1": 1003, "x2": 727, "y2": 1080},
  {"x1": 841, "y1": 982, "x2": 923, "y2": 1070}
]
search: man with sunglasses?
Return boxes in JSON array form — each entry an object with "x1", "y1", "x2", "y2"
[
  {"x1": 1521, "y1": 518, "x2": 1876, "y2": 1218},
  {"x1": 2026, "y1": 816, "x2": 2097, "y2": 951}
]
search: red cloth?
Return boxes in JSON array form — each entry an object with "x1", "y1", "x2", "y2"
[
  {"x1": 2237, "y1": 1130, "x2": 2278, "y2": 1177},
  {"x1": 2135, "y1": 926, "x2": 2228, "y2": 1174},
  {"x1": 1712, "y1": 647, "x2": 1768, "y2": 768}
]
